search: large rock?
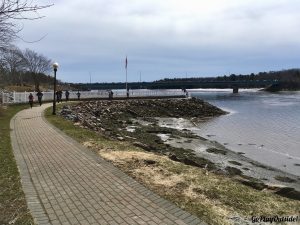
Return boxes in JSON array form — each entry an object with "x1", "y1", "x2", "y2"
[{"x1": 59, "y1": 98, "x2": 226, "y2": 138}]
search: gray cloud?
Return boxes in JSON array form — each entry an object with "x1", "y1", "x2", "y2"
[{"x1": 16, "y1": 0, "x2": 300, "y2": 82}]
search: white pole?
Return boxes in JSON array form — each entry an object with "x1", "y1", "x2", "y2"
[{"x1": 13, "y1": 91, "x2": 16, "y2": 103}]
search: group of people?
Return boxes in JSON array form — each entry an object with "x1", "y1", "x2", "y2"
[
  {"x1": 56, "y1": 90, "x2": 70, "y2": 103},
  {"x1": 28, "y1": 90, "x2": 81, "y2": 108},
  {"x1": 28, "y1": 90, "x2": 44, "y2": 108}
]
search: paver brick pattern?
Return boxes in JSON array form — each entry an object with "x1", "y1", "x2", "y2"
[{"x1": 10, "y1": 104, "x2": 206, "y2": 225}]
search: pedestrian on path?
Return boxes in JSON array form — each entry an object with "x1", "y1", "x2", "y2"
[
  {"x1": 76, "y1": 91, "x2": 81, "y2": 100},
  {"x1": 108, "y1": 90, "x2": 114, "y2": 99},
  {"x1": 58, "y1": 90, "x2": 63, "y2": 102},
  {"x1": 56, "y1": 90, "x2": 63, "y2": 103},
  {"x1": 28, "y1": 93, "x2": 34, "y2": 108},
  {"x1": 65, "y1": 90, "x2": 70, "y2": 101},
  {"x1": 56, "y1": 91, "x2": 60, "y2": 103},
  {"x1": 36, "y1": 90, "x2": 43, "y2": 106}
]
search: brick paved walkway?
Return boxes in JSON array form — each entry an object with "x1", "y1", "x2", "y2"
[{"x1": 10, "y1": 104, "x2": 205, "y2": 225}]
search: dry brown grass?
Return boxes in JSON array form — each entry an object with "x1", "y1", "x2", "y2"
[
  {"x1": 99, "y1": 150, "x2": 300, "y2": 225},
  {"x1": 5, "y1": 85, "x2": 35, "y2": 92}
]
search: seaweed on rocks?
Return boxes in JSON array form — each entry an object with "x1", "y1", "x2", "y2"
[
  {"x1": 274, "y1": 176, "x2": 296, "y2": 183},
  {"x1": 275, "y1": 187, "x2": 300, "y2": 200},
  {"x1": 228, "y1": 161, "x2": 242, "y2": 166},
  {"x1": 240, "y1": 180, "x2": 267, "y2": 191},
  {"x1": 225, "y1": 166, "x2": 243, "y2": 176},
  {"x1": 206, "y1": 148, "x2": 227, "y2": 155}
]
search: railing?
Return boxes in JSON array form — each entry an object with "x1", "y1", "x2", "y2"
[{"x1": 1, "y1": 89, "x2": 185, "y2": 104}]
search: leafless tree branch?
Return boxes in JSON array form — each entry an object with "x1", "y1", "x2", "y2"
[
  {"x1": 0, "y1": 0, "x2": 53, "y2": 49},
  {"x1": 23, "y1": 48, "x2": 51, "y2": 90}
]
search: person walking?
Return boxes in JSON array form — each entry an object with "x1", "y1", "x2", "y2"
[
  {"x1": 28, "y1": 93, "x2": 34, "y2": 108},
  {"x1": 76, "y1": 91, "x2": 81, "y2": 100},
  {"x1": 108, "y1": 90, "x2": 114, "y2": 100},
  {"x1": 56, "y1": 91, "x2": 60, "y2": 103},
  {"x1": 65, "y1": 90, "x2": 70, "y2": 101},
  {"x1": 58, "y1": 90, "x2": 63, "y2": 102},
  {"x1": 36, "y1": 90, "x2": 43, "y2": 106}
]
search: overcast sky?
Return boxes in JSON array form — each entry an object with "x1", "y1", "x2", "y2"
[{"x1": 17, "y1": 0, "x2": 300, "y2": 83}]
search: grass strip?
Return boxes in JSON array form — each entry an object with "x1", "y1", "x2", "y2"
[{"x1": 0, "y1": 104, "x2": 34, "y2": 225}]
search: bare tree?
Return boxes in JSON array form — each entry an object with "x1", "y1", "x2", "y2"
[
  {"x1": 0, "y1": 17, "x2": 14, "y2": 50},
  {"x1": 0, "y1": 56, "x2": 6, "y2": 85},
  {"x1": 23, "y1": 48, "x2": 51, "y2": 91},
  {"x1": 0, "y1": 45, "x2": 26, "y2": 84},
  {"x1": 0, "y1": 0, "x2": 52, "y2": 49}
]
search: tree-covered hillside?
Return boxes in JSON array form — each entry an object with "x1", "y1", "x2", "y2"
[{"x1": 156, "y1": 69, "x2": 300, "y2": 90}]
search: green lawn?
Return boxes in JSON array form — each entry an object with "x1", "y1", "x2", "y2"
[{"x1": 0, "y1": 104, "x2": 34, "y2": 225}]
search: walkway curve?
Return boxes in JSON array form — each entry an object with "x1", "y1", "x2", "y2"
[{"x1": 10, "y1": 104, "x2": 205, "y2": 225}]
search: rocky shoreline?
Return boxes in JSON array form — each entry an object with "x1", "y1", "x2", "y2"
[{"x1": 59, "y1": 98, "x2": 300, "y2": 200}]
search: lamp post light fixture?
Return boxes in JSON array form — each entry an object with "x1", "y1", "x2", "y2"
[{"x1": 52, "y1": 62, "x2": 59, "y2": 115}]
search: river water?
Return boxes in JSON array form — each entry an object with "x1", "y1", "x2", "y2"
[{"x1": 189, "y1": 89, "x2": 300, "y2": 176}]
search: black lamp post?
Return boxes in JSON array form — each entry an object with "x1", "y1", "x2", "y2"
[{"x1": 52, "y1": 62, "x2": 59, "y2": 115}]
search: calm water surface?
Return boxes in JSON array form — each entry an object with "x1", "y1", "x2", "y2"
[{"x1": 190, "y1": 89, "x2": 300, "y2": 176}]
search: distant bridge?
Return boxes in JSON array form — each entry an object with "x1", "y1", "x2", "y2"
[
  {"x1": 150, "y1": 80, "x2": 280, "y2": 93},
  {"x1": 84, "y1": 80, "x2": 280, "y2": 93}
]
